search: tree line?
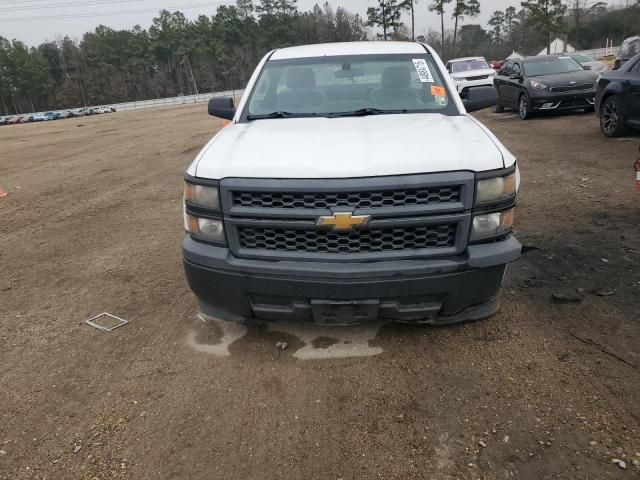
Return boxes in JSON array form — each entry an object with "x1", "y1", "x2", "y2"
[
  {"x1": 0, "y1": 0, "x2": 638, "y2": 115},
  {"x1": 366, "y1": 0, "x2": 638, "y2": 60},
  {"x1": 0, "y1": 1, "x2": 366, "y2": 115}
]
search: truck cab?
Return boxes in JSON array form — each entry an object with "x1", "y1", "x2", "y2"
[{"x1": 183, "y1": 41, "x2": 521, "y2": 325}]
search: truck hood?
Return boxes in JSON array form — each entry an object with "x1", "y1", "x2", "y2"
[
  {"x1": 529, "y1": 69, "x2": 598, "y2": 87},
  {"x1": 192, "y1": 114, "x2": 511, "y2": 179}
]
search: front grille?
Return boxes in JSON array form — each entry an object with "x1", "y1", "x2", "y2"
[
  {"x1": 465, "y1": 74, "x2": 489, "y2": 81},
  {"x1": 549, "y1": 83, "x2": 593, "y2": 93},
  {"x1": 233, "y1": 186, "x2": 461, "y2": 210},
  {"x1": 238, "y1": 223, "x2": 457, "y2": 254},
  {"x1": 560, "y1": 98, "x2": 591, "y2": 107},
  {"x1": 222, "y1": 173, "x2": 474, "y2": 260}
]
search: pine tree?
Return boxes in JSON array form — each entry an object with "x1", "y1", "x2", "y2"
[
  {"x1": 520, "y1": 0, "x2": 567, "y2": 54},
  {"x1": 366, "y1": 0, "x2": 406, "y2": 41},
  {"x1": 451, "y1": 0, "x2": 480, "y2": 56},
  {"x1": 429, "y1": 0, "x2": 453, "y2": 57}
]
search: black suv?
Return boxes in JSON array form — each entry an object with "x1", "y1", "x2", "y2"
[
  {"x1": 595, "y1": 52, "x2": 640, "y2": 137},
  {"x1": 493, "y1": 55, "x2": 598, "y2": 119}
]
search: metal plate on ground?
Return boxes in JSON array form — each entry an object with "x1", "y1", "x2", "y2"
[
  {"x1": 85, "y1": 312, "x2": 130, "y2": 332},
  {"x1": 311, "y1": 300, "x2": 380, "y2": 325}
]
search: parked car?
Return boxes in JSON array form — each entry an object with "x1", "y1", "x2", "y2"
[
  {"x1": 568, "y1": 53, "x2": 608, "y2": 73},
  {"x1": 615, "y1": 36, "x2": 640, "y2": 70},
  {"x1": 43, "y1": 112, "x2": 61, "y2": 121},
  {"x1": 493, "y1": 54, "x2": 598, "y2": 119},
  {"x1": 595, "y1": 52, "x2": 640, "y2": 137},
  {"x1": 446, "y1": 56, "x2": 496, "y2": 93},
  {"x1": 7, "y1": 115, "x2": 25, "y2": 124},
  {"x1": 183, "y1": 41, "x2": 521, "y2": 326},
  {"x1": 489, "y1": 60, "x2": 505, "y2": 70},
  {"x1": 0, "y1": 116, "x2": 9, "y2": 126}
]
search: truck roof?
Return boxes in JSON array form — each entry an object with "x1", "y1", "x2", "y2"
[{"x1": 270, "y1": 41, "x2": 428, "y2": 60}]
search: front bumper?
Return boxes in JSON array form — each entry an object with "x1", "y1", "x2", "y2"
[
  {"x1": 183, "y1": 235, "x2": 522, "y2": 325},
  {"x1": 530, "y1": 89, "x2": 596, "y2": 111},
  {"x1": 454, "y1": 77, "x2": 495, "y2": 93}
]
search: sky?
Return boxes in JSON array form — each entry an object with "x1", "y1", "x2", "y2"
[{"x1": 1, "y1": 0, "x2": 529, "y2": 46}]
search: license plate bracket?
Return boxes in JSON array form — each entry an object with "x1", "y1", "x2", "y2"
[{"x1": 311, "y1": 300, "x2": 380, "y2": 325}]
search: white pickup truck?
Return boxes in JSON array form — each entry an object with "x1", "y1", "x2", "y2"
[{"x1": 183, "y1": 41, "x2": 521, "y2": 325}]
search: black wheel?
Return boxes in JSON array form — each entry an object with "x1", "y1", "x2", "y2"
[
  {"x1": 493, "y1": 101, "x2": 504, "y2": 113},
  {"x1": 584, "y1": 106, "x2": 595, "y2": 113},
  {"x1": 600, "y1": 95, "x2": 628, "y2": 137},
  {"x1": 518, "y1": 93, "x2": 531, "y2": 120}
]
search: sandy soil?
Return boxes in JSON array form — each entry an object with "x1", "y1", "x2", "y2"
[{"x1": 0, "y1": 105, "x2": 639, "y2": 480}]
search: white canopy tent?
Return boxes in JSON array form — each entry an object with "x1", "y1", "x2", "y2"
[{"x1": 538, "y1": 38, "x2": 575, "y2": 55}]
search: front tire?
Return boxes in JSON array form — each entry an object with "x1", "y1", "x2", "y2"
[
  {"x1": 518, "y1": 93, "x2": 531, "y2": 120},
  {"x1": 599, "y1": 95, "x2": 628, "y2": 137},
  {"x1": 493, "y1": 101, "x2": 504, "y2": 113}
]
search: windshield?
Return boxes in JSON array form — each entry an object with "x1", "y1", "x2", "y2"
[
  {"x1": 570, "y1": 54, "x2": 594, "y2": 63},
  {"x1": 524, "y1": 57, "x2": 584, "y2": 76},
  {"x1": 449, "y1": 59, "x2": 489, "y2": 73},
  {"x1": 245, "y1": 54, "x2": 456, "y2": 119}
]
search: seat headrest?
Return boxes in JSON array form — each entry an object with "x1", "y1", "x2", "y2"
[
  {"x1": 286, "y1": 67, "x2": 317, "y2": 89},
  {"x1": 381, "y1": 66, "x2": 411, "y2": 89}
]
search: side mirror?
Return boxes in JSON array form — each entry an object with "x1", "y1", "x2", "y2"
[
  {"x1": 583, "y1": 65, "x2": 592, "y2": 70},
  {"x1": 461, "y1": 86, "x2": 498, "y2": 113},
  {"x1": 208, "y1": 97, "x2": 236, "y2": 120}
]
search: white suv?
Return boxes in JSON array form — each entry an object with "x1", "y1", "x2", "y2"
[
  {"x1": 183, "y1": 42, "x2": 521, "y2": 325},
  {"x1": 446, "y1": 56, "x2": 497, "y2": 93}
]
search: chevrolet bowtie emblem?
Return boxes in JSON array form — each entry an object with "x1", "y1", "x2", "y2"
[{"x1": 316, "y1": 212, "x2": 372, "y2": 231}]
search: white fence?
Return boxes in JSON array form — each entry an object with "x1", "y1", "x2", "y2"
[
  {"x1": 574, "y1": 46, "x2": 620, "y2": 59},
  {"x1": 106, "y1": 89, "x2": 246, "y2": 113},
  {"x1": 3, "y1": 89, "x2": 247, "y2": 118}
]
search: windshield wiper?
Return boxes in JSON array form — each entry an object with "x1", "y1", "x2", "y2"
[
  {"x1": 247, "y1": 108, "x2": 410, "y2": 120},
  {"x1": 247, "y1": 111, "x2": 318, "y2": 120},
  {"x1": 327, "y1": 108, "x2": 409, "y2": 118}
]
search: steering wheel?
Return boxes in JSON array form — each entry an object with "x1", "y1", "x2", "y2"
[{"x1": 370, "y1": 88, "x2": 419, "y2": 105}]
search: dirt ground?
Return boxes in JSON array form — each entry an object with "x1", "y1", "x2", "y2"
[{"x1": 1, "y1": 104, "x2": 639, "y2": 480}]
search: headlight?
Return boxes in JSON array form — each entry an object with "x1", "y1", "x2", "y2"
[
  {"x1": 184, "y1": 183, "x2": 220, "y2": 210},
  {"x1": 185, "y1": 213, "x2": 226, "y2": 244},
  {"x1": 476, "y1": 173, "x2": 516, "y2": 204},
  {"x1": 530, "y1": 80, "x2": 547, "y2": 90},
  {"x1": 470, "y1": 209, "x2": 514, "y2": 242}
]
